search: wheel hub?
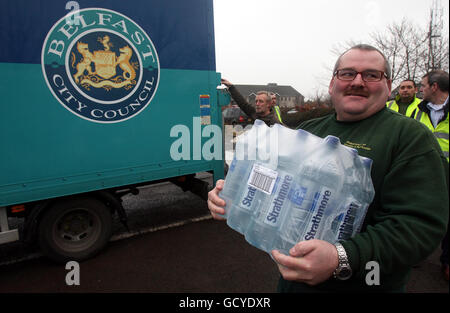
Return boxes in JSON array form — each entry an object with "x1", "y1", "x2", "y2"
[{"x1": 59, "y1": 210, "x2": 93, "y2": 241}]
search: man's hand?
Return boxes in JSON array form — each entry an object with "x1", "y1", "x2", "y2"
[
  {"x1": 221, "y1": 78, "x2": 232, "y2": 87},
  {"x1": 207, "y1": 179, "x2": 227, "y2": 220},
  {"x1": 271, "y1": 239, "x2": 339, "y2": 285}
]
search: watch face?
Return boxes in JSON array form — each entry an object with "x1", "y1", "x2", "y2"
[{"x1": 338, "y1": 267, "x2": 352, "y2": 280}]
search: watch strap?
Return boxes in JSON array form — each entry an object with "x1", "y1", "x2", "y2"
[{"x1": 333, "y1": 242, "x2": 352, "y2": 280}]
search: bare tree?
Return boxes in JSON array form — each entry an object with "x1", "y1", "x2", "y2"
[
  {"x1": 425, "y1": 0, "x2": 449, "y2": 72},
  {"x1": 306, "y1": 89, "x2": 331, "y2": 108},
  {"x1": 369, "y1": 0, "x2": 448, "y2": 86},
  {"x1": 370, "y1": 19, "x2": 429, "y2": 86},
  {"x1": 329, "y1": 0, "x2": 449, "y2": 88}
]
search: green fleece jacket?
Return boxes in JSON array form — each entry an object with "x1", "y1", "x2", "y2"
[{"x1": 278, "y1": 107, "x2": 449, "y2": 292}]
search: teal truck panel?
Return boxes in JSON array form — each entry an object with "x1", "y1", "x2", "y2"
[{"x1": 0, "y1": 0, "x2": 225, "y2": 206}]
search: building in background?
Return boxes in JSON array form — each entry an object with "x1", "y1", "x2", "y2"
[{"x1": 226, "y1": 83, "x2": 305, "y2": 110}]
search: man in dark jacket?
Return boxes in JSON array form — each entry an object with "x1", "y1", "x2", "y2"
[
  {"x1": 208, "y1": 45, "x2": 448, "y2": 292},
  {"x1": 221, "y1": 79, "x2": 282, "y2": 126},
  {"x1": 221, "y1": 79, "x2": 334, "y2": 128}
]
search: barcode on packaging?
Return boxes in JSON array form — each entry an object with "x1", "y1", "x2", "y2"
[{"x1": 248, "y1": 163, "x2": 279, "y2": 195}]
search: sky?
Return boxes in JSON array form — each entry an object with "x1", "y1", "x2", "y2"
[{"x1": 213, "y1": 0, "x2": 449, "y2": 100}]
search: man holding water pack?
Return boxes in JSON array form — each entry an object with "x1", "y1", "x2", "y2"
[{"x1": 207, "y1": 44, "x2": 448, "y2": 292}]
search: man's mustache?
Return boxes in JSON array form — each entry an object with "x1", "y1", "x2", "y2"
[{"x1": 344, "y1": 88, "x2": 369, "y2": 97}]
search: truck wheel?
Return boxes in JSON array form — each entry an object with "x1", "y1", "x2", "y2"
[{"x1": 38, "y1": 197, "x2": 112, "y2": 263}]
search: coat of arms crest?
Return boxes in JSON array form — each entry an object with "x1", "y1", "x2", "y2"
[{"x1": 72, "y1": 35, "x2": 138, "y2": 91}]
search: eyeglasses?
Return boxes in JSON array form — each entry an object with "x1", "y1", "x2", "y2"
[{"x1": 334, "y1": 69, "x2": 388, "y2": 82}]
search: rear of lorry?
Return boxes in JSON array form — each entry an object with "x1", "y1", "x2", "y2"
[{"x1": 0, "y1": 0, "x2": 227, "y2": 262}]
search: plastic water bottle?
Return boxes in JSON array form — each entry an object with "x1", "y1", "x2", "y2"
[
  {"x1": 323, "y1": 148, "x2": 363, "y2": 242},
  {"x1": 321, "y1": 152, "x2": 375, "y2": 243},
  {"x1": 219, "y1": 157, "x2": 255, "y2": 233},
  {"x1": 320, "y1": 196, "x2": 360, "y2": 243},
  {"x1": 218, "y1": 122, "x2": 258, "y2": 229},
  {"x1": 272, "y1": 176, "x2": 319, "y2": 255},
  {"x1": 244, "y1": 168, "x2": 296, "y2": 253},
  {"x1": 360, "y1": 157, "x2": 375, "y2": 202},
  {"x1": 353, "y1": 157, "x2": 375, "y2": 233}
]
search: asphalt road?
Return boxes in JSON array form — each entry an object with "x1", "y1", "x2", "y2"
[{"x1": 0, "y1": 173, "x2": 448, "y2": 294}]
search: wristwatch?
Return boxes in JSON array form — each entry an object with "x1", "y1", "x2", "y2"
[{"x1": 333, "y1": 242, "x2": 352, "y2": 280}]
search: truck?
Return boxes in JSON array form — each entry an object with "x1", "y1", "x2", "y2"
[{"x1": 0, "y1": 0, "x2": 228, "y2": 262}]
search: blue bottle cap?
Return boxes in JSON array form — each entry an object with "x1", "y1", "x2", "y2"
[
  {"x1": 296, "y1": 128, "x2": 309, "y2": 138},
  {"x1": 325, "y1": 135, "x2": 340, "y2": 146},
  {"x1": 254, "y1": 119, "x2": 265, "y2": 127},
  {"x1": 362, "y1": 157, "x2": 373, "y2": 168}
]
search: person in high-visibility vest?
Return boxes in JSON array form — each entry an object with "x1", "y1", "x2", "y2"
[
  {"x1": 415, "y1": 69, "x2": 449, "y2": 281},
  {"x1": 269, "y1": 92, "x2": 283, "y2": 123},
  {"x1": 386, "y1": 79, "x2": 421, "y2": 117},
  {"x1": 414, "y1": 70, "x2": 449, "y2": 161}
]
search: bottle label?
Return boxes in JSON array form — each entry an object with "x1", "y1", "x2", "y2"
[
  {"x1": 264, "y1": 174, "x2": 294, "y2": 227},
  {"x1": 337, "y1": 201, "x2": 360, "y2": 240},
  {"x1": 304, "y1": 187, "x2": 333, "y2": 240},
  {"x1": 238, "y1": 185, "x2": 258, "y2": 211},
  {"x1": 248, "y1": 163, "x2": 278, "y2": 195}
]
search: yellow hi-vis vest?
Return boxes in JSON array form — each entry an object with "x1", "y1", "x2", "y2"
[
  {"x1": 413, "y1": 107, "x2": 449, "y2": 162},
  {"x1": 273, "y1": 105, "x2": 283, "y2": 123},
  {"x1": 386, "y1": 96, "x2": 422, "y2": 117}
]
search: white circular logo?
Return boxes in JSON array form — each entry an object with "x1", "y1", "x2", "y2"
[{"x1": 42, "y1": 8, "x2": 160, "y2": 123}]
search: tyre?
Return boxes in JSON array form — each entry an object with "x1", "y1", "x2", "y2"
[{"x1": 38, "y1": 197, "x2": 113, "y2": 263}]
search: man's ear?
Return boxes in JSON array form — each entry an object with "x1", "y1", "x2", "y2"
[
  {"x1": 431, "y1": 82, "x2": 439, "y2": 92},
  {"x1": 328, "y1": 77, "x2": 335, "y2": 95}
]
